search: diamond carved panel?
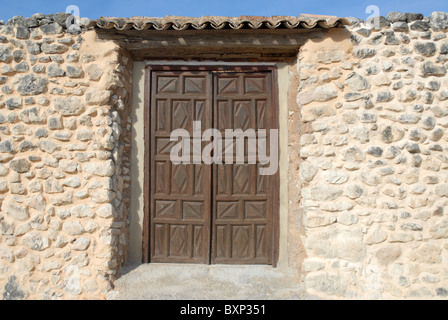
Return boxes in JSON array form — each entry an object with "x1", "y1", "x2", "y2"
[
  {"x1": 169, "y1": 225, "x2": 188, "y2": 257},
  {"x1": 232, "y1": 226, "x2": 250, "y2": 258},
  {"x1": 233, "y1": 165, "x2": 251, "y2": 194},
  {"x1": 234, "y1": 101, "x2": 251, "y2": 130},
  {"x1": 171, "y1": 164, "x2": 188, "y2": 194},
  {"x1": 172, "y1": 101, "x2": 190, "y2": 130}
]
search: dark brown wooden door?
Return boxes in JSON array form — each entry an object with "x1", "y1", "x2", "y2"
[
  {"x1": 148, "y1": 66, "x2": 278, "y2": 265},
  {"x1": 212, "y1": 72, "x2": 275, "y2": 264},
  {"x1": 150, "y1": 70, "x2": 212, "y2": 263}
]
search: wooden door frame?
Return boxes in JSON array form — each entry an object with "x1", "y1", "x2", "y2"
[{"x1": 142, "y1": 64, "x2": 280, "y2": 266}]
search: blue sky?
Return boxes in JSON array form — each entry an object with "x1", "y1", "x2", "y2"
[{"x1": 0, "y1": 0, "x2": 447, "y2": 22}]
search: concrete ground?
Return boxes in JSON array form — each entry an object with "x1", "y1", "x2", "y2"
[{"x1": 107, "y1": 263, "x2": 310, "y2": 300}]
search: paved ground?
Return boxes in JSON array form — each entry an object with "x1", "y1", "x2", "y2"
[{"x1": 107, "y1": 263, "x2": 310, "y2": 300}]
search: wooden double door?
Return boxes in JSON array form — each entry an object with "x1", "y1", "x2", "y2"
[{"x1": 146, "y1": 66, "x2": 279, "y2": 265}]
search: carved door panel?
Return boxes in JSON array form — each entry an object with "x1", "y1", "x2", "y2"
[
  {"x1": 148, "y1": 67, "x2": 277, "y2": 265},
  {"x1": 212, "y1": 72, "x2": 274, "y2": 264},
  {"x1": 150, "y1": 71, "x2": 212, "y2": 263}
]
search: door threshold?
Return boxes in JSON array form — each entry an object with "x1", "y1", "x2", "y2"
[{"x1": 108, "y1": 263, "x2": 305, "y2": 300}]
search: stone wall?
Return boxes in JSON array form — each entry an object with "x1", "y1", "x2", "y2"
[
  {"x1": 0, "y1": 15, "x2": 132, "y2": 299},
  {"x1": 297, "y1": 12, "x2": 448, "y2": 299},
  {"x1": 1, "y1": 10, "x2": 448, "y2": 300}
]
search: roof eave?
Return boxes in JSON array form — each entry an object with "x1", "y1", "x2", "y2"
[{"x1": 90, "y1": 15, "x2": 351, "y2": 31}]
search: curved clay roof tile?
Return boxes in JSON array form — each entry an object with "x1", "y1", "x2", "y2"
[{"x1": 92, "y1": 16, "x2": 351, "y2": 31}]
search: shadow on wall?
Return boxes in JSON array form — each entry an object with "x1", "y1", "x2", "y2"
[{"x1": 126, "y1": 61, "x2": 145, "y2": 270}]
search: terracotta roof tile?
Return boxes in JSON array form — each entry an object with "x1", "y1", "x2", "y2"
[{"x1": 90, "y1": 15, "x2": 350, "y2": 31}]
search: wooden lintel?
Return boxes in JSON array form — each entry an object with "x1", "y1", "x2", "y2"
[{"x1": 96, "y1": 28, "x2": 328, "y2": 61}]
